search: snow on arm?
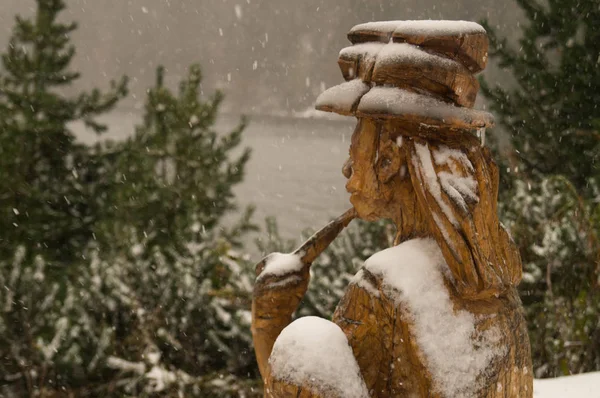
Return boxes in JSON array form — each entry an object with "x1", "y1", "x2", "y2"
[
  {"x1": 269, "y1": 316, "x2": 369, "y2": 398},
  {"x1": 257, "y1": 252, "x2": 304, "y2": 281},
  {"x1": 265, "y1": 275, "x2": 303, "y2": 288},
  {"x1": 365, "y1": 238, "x2": 505, "y2": 398},
  {"x1": 477, "y1": 127, "x2": 486, "y2": 146}
]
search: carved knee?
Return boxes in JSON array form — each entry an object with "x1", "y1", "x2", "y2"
[{"x1": 265, "y1": 316, "x2": 368, "y2": 398}]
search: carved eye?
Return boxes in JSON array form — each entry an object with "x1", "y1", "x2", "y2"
[
  {"x1": 377, "y1": 153, "x2": 400, "y2": 184},
  {"x1": 379, "y1": 157, "x2": 392, "y2": 169},
  {"x1": 342, "y1": 158, "x2": 353, "y2": 179}
]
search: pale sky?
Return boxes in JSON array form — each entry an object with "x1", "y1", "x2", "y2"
[{"x1": 0, "y1": 0, "x2": 522, "y2": 114}]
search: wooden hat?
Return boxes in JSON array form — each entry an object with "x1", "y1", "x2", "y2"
[{"x1": 316, "y1": 20, "x2": 494, "y2": 130}]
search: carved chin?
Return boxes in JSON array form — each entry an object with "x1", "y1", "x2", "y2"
[{"x1": 350, "y1": 194, "x2": 383, "y2": 221}]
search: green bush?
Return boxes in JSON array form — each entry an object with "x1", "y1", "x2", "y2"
[{"x1": 481, "y1": 0, "x2": 600, "y2": 377}]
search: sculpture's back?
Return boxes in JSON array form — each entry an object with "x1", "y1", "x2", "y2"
[{"x1": 252, "y1": 20, "x2": 533, "y2": 398}]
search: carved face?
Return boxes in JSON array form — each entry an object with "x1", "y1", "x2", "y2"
[{"x1": 343, "y1": 119, "x2": 413, "y2": 223}]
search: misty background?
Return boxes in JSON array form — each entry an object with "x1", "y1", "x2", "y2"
[
  {"x1": 0, "y1": 0, "x2": 522, "y2": 114},
  {"x1": 0, "y1": 0, "x2": 522, "y2": 239}
]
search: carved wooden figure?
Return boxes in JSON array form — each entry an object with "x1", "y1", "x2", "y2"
[{"x1": 252, "y1": 20, "x2": 533, "y2": 398}]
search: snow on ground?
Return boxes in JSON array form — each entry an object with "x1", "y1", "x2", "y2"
[{"x1": 534, "y1": 371, "x2": 600, "y2": 398}]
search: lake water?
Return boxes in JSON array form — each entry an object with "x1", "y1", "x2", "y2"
[{"x1": 74, "y1": 112, "x2": 356, "y2": 245}]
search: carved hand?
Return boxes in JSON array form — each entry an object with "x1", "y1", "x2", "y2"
[{"x1": 251, "y1": 208, "x2": 356, "y2": 378}]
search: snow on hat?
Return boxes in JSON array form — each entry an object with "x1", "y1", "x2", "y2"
[{"x1": 315, "y1": 20, "x2": 494, "y2": 130}]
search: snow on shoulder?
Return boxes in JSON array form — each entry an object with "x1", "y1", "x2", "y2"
[
  {"x1": 269, "y1": 316, "x2": 369, "y2": 398},
  {"x1": 350, "y1": 269, "x2": 380, "y2": 297},
  {"x1": 257, "y1": 252, "x2": 303, "y2": 281},
  {"x1": 365, "y1": 238, "x2": 504, "y2": 398}
]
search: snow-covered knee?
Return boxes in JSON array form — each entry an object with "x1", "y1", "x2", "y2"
[{"x1": 268, "y1": 316, "x2": 368, "y2": 398}]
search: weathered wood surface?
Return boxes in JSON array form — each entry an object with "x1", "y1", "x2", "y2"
[
  {"x1": 264, "y1": 282, "x2": 532, "y2": 398},
  {"x1": 347, "y1": 20, "x2": 489, "y2": 72},
  {"x1": 355, "y1": 87, "x2": 494, "y2": 129},
  {"x1": 252, "y1": 209, "x2": 356, "y2": 378},
  {"x1": 254, "y1": 119, "x2": 533, "y2": 397},
  {"x1": 338, "y1": 43, "x2": 384, "y2": 81},
  {"x1": 391, "y1": 31, "x2": 488, "y2": 73},
  {"x1": 339, "y1": 43, "x2": 479, "y2": 107},
  {"x1": 253, "y1": 20, "x2": 532, "y2": 398},
  {"x1": 315, "y1": 83, "x2": 494, "y2": 129},
  {"x1": 318, "y1": 20, "x2": 495, "y2": 128},
  {"x1": 370, "y1": 50, "x2": 478, "y2": 108},
  {"x1": 314, "y1": 79, "x2": 369, "y2": 116}
]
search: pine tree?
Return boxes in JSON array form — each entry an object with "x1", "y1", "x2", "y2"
[
  {"x1": 481, "y1": 0, "x2": 600, "y2": 377},
  {"x1": 0, "y1": 0, "x2": 128, "y2": 266},
  {"x1": 80, "y1": 65, "x2": 259, "y2": 396},
  {"x1": 0, "y1": 62, "x2": 259, "y2": 397},
  {"x1": 100, "y1": 65, "x2": 251, "y2": 254}
]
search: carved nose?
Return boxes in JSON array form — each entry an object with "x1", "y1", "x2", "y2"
[
  {"x1": 345, "y1": 174, "x2": 361, "y2": 194},
  {"x1": 342, "y1": 158, "x2": 353, "y2": 179}
]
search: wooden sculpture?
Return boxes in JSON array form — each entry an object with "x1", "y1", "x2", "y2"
[{"x1": 252, "y1": 20, "x2": 533, "y2": 398}]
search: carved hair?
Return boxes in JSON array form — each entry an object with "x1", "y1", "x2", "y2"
[{"x1": 398, "y1": 129, "x2": 522, "y2": 300}]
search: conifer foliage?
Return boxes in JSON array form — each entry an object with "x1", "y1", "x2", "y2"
[
  {"x1": 0, "y1": 0, "x2": 128, "y2": 265},
  {"x1": 0, "y1": 1, "x2": 259, "y2": 396},
  {"x1": 90, "y1": 65, "x2": 258, "y2": 396},
  {"x1": 481, "y1": 0, "x2": 600, "y2": 377},
  {"x1": 104, "y1": 65, "x2": 251, "y2": 253}
]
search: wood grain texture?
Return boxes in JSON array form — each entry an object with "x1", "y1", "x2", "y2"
[
  {"x1": 253, "y1": 119, "x2": 532, "y2": 397},
  {"x1": 262, "y1": 274, "x2": 532, "y2": 398},
  {"x1": 253, "y1": 22, "x2": 532, "y2": 398},
  {"x1": 371, "y1": 51, "x2": 478, "y2": 108},
  {"x1": 391, "y1": 31, "x2": 489, "y2": 73},
  {"x1": 315, "y1": 85, "x2": 495, "y2": 130},
  {"x1": 355, "y1": 87, "x2": 494, "y2": 129},
  {"x1": 347, "y1": 22, "x2": 489, "y2": 72},
  {"x1": 338, "y1": 43, "x2": 384, "y2": 81},
  {"x1": 252, "y1": 210, "x2": 356, "y2": 379},
  {"x1": 338, "y1": 43, "x2": 478, "y2": 107}
]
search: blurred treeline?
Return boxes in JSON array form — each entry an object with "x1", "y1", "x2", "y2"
[{"x1": 0, "y1": 0, "x2": 598, "y2": 397}]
